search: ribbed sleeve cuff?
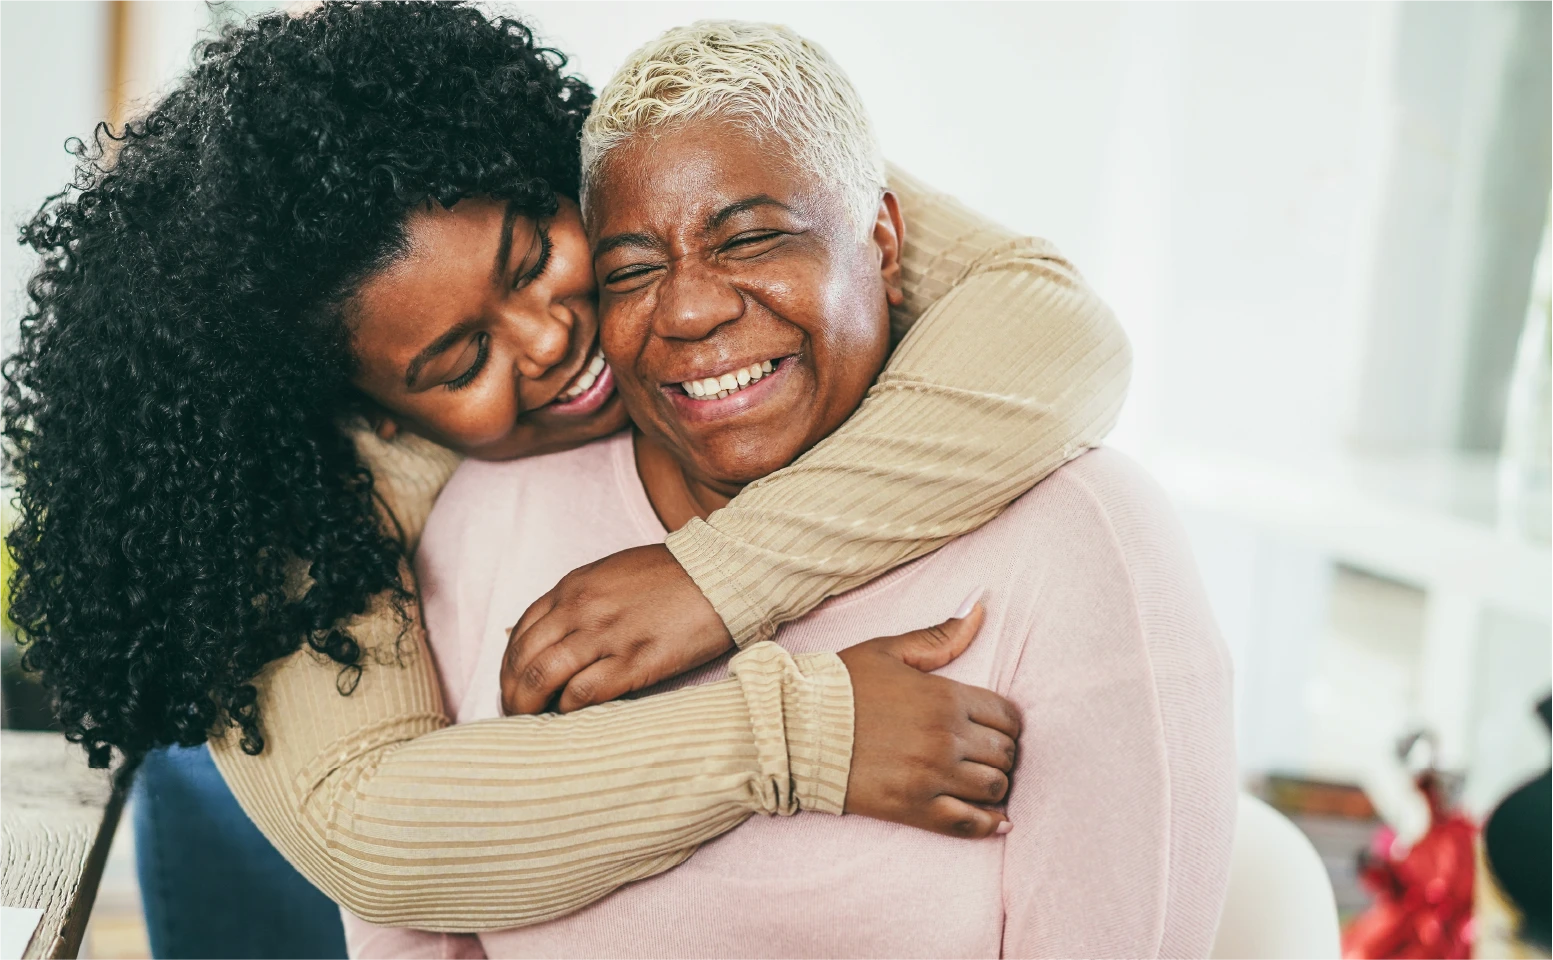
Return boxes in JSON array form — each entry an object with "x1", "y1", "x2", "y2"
[
  {"x1": 728, "y1": 643, "x2": 854, "y2": 817},
  {"x1": 787, "y1": 652, "x2": 854, "y2": 816},
  {"x1": 666, "y1": 518, "x2": 779, "y2": 647}
]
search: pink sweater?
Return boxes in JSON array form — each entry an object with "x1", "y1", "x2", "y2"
[{"x1": 344, "y1": 434, "x2": 1236, "y2": 959}]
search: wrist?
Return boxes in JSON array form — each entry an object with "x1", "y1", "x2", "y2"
[{"x1": 727, "y1": 644, "x2": 854, "y2": 817}]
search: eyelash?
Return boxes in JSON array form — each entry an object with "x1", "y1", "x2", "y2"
[
  {"x1": 513, "y1": 226, "x2": 553, "y2": 290},
  {"x1": 445, "y1": 332, "x2": 489, "y2": 392},
  {"x1": 728, "y1": 230, "x2": 779, "y2": 248},
  {"x1": 605, "y1": 232, "x2": 781, "y2": 288}
]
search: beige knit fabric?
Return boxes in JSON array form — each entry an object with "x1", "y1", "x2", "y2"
[{"x1": 209, "y1": 166, "x2": 1132, "y2": 931}]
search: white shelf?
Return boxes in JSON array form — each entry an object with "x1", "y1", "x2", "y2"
[{"x1": 1148, "y1": 449, "x2": 1550, "y2": 623}]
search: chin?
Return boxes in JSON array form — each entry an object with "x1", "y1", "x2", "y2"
[{"x1": 691, "y1": 440, "x2": 801, "y2": 488}]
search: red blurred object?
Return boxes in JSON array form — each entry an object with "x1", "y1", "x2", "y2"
[{"x1": 1342, "y1": 769, "x2": 1477, "y2": 959}]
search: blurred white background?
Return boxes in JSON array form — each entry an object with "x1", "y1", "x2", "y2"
[{"x1": 3, "y1": 1, "x2": 1549, "y2": 949}]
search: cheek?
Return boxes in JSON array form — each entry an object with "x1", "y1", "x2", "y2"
[
  {"x1": 548, "y1": 207, "x2": 598, "y2": 302},
  {"x1": 420, "y1": 379, "x2": 521, "y2": 449},
  {"x1": 598, "y1": 297, "x2": 652, "y2": 376},
  {"x1": 552, "y1": 237, "x2": 597, "y2": 302}
]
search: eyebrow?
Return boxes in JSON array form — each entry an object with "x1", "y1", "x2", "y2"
[
  {"x1": 592, "y1": 196, "x2": 794, "y2": 262},
  {"x1": 592, "y1": 231, "x2": 660, "y2": 261},
  {"x1": 705, "y1": 195, "x2": 789, "y2": 232},
  {"x1": 405, "y1": 319, "x2": 477, "y2": 389}
]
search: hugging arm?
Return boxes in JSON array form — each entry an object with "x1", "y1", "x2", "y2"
[{"x1": 208, "y1": 573, "x2": 854, "y2": 933}]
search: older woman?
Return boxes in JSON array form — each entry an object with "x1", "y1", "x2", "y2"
[{"x1": 354, "y1": 21, "x2": 1235, "y2": 960}]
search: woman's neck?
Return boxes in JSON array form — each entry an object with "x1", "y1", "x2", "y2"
[{"x1": 632, "y1": 429, "x2": 740, "y2": 532}]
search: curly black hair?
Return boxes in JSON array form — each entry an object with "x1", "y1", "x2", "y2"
[{"x1": 2, "y1": 2, "x2": 593, "y2": 767}]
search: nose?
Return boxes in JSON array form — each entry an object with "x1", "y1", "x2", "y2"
[
  {"x1": 502, "y1": 301, "x2": 574, "y2": 380},
  {"x1": 655, "y1": 258, "x2": 744, "y2": 341}
]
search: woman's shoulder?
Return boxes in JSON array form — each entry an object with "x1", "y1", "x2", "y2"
[
  {"x1": 423, "y1": 430, "x2": 636, "y2": 553},
  {"x1": 963, "y1": 448, "x2": 1228, "y2": 667},
  {"x1": 348, "y1": 419, "x2": 464, "y2": 552}
]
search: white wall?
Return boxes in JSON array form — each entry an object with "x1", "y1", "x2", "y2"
[{"x1": 1, "y1": 2, "x2": 109, "y2": 353}]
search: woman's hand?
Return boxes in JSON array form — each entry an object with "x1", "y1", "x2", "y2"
[
  {"x1": 839, "y1": 601, "x2": 1020, "y2": 839},
  {"x1": 501, "y1": 545, "x2": 734, "y2": 716},
  {"x1": 503, "y1": 558, "x2": 1018, "y2": 839}
]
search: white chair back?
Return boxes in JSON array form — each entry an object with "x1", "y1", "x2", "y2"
[{"x1": 1210, "y1": 793, "x2": 1342, "y2": 959}]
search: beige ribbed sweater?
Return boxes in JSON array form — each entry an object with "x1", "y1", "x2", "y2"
[{"x1": 209, "y1": 166, "x2": 1132, "y2": 931}]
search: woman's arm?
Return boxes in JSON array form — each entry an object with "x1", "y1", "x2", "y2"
[
  {"x1": 998, "y1": 451, "x2": 1236, "y2": 957},
  {"x1": 209, "y1": 432, "x2": 851, "y2": 931},
  {"x1": 209, "y1": 588, "x2": 853, "y2": 932},
  {"x1": 670, "y1": 164, "x2": 1132, "y2": 643}
]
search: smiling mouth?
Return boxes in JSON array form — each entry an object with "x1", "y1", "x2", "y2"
[
  {"x1": 557, "y1": 344, "x2": 606, "y2": 401},
  {"x1": 676, "y1": 358, "x2": 786, "y2": 400},
  {"x1": 544, "y1": 342, "x2": 615, "y2": 416}
]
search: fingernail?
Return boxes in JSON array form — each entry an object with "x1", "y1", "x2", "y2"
[
  {"x1": 954, "y1": 586, "x2": 986, "y2": 619},
  {"x1": 995, "y1": 821, "x2": 1013, "y2": 835}
]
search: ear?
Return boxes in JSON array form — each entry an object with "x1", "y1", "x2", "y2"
[
  {"x1": 371, "y1": 412, "x2": 400, "y2": 442},
  {"x1": 872, "y1": 190, "x2": 906, "y2": 308}
]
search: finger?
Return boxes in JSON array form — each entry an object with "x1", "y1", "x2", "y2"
[
  {"x1": 501, "y1": 610, "x2": 573, "y2": 714},
  {"x1": 961, "y1": 685, "x2": 1022, "y2": 740},
  {"x1": 948, "y1": 760, "x2": 1010, "y2": 806},
  {"x1": 885, "y1": 602, "x2": 986, "y2": 673},
  {"x1": 959, "y1": 727, "x2": 1018, "y2": 773},
  {"x1": 509, "y1": 589, "x2": 559, "y2": 646},
  {"x1": 556, "y1": 656, "x2": 630, "y2": 714},
  {"x1": 505, "y1": 635, "x2": 597, "y2": 715},
  {"x1": 926, "y1": 795, "x2": 1011, "y2": 840}
]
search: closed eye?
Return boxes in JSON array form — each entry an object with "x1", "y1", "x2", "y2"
[
  {"x1": 723, "y1": 231, "x2": 784, "y2": 255},
  {"x1": 603, "y1": 263, "x2": 662, "y2": 293},
  {"x1": 445, "y1": 332, "x2": 490, "y2": 391},
  {"x1": 512, "y1": 226, "x2": 552, "y2": 291}
]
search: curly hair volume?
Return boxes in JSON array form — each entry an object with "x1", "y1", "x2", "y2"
[{"x1": 2, "y1": 2, "x2": 593, "y2": 767}]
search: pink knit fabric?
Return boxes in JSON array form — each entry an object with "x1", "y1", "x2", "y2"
[{"x1": 343, "y1": 435, "x2": 1236, "y2": 959}]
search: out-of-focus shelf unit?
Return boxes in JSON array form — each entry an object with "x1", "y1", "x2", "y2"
[{"x1": 1151, "y1": 448, "x2": 1550, "y2": 782}]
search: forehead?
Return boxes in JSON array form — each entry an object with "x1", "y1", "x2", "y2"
[
  {"x1": 588, "y1": 120, "x2": 842, "y2": 240},
  {"x1": 351, "y1": 199, "x2": 506, "y2": 338}
]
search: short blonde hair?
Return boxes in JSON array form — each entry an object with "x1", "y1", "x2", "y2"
[{"x1": 580, "y1": 20, "x2": 886, "y2": 239}]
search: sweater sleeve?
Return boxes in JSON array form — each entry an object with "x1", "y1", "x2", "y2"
[
  {"x1": 209, "y1": 429, "x2": 853, "y2": 932},
  {"x1": 665, "y1": 163, "x2": 1133, "y2": 645},
  {"x1": 209, "y1": 594, "x2": 852, "y2": 932}
]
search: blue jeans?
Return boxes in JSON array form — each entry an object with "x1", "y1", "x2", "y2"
[{"x1": 132, "y1": 744, "x2": 348, "y2": 959}]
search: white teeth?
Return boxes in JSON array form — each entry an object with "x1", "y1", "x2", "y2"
[
  {"x1": 558, "y1": 347, "x2": 605, "y2": 401},
  {"x1": 680, "y1": 360, "x2": 780, "y2": 400}
]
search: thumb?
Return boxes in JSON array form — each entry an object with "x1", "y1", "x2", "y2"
[{"x1": 879, "y1": 588, "x2": 986, "y2": 673}]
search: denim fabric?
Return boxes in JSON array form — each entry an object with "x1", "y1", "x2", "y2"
[{"x1": 132, "y1": 744, "x2": 348, "y2": 959}]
